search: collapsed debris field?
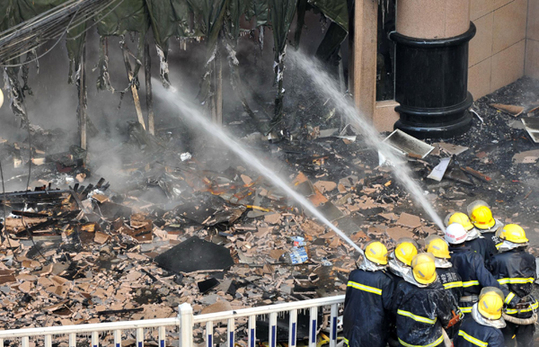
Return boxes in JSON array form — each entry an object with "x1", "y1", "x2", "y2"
[
  {"x1": 0, "y1": 77, "x2": 538, "y2": 345},
  {"x1": 433, "y1": 77, "x2": 539, "y2": 242}
]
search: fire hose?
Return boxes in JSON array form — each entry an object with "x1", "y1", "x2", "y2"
[
  {"x1": 442, "y1": 329, "x2": 451, "y2": 347},
  {"x1": 502, "y1": 312, "x2": 538, "y2": 325}
]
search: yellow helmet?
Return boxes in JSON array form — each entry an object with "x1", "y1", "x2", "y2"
[
  {"x1": 411, "y1": 253, "x2": 437, "y2": 285},
  {"x1": 365, "y1": 241, "x2": 388, "y2": 265},
  {"x1": 425, "y1": 235, "x2": 450, "y2": 259},
  {"x1": 448, "y1": 212, "x2": 474, "y2": 231},
  {"x1": 395, "y1": 238, "x2": 419, "y2": 266},
  {"x1": 477, "y1": 287, "x2": 504, "y2": 320},
  {"x1": 498, "y1": 224, "x2": 528, "y2": 244},
  {"x1": 470, "y1": 205, "x2": 496, "y2": 230}
]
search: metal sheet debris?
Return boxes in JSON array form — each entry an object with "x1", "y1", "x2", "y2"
[
  {"x1": 383, "y1": 129, "x2": 435, "y2": 158},
  {"x1": 427, "y1": 157, "x2": 451, "y2": 181},
  {"x1": 521, "y1": 117, "x2": 539, "y2": 143},
  {"x1": 434, "y1": 142, "x2": 469, "y2": 156}
]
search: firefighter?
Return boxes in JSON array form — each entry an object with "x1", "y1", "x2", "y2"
[
  {"x1": 343, "y1": 241, "x2": 396, "y2": 347},
  {"x1": 393, "y1": 253, "x2": 461, "y2": 347},
  {"x1": 444, "y1": 223, "x2": 507, "y2": 315},
  {"x1": 425, "y1": 235, "x2": 463, "y2": 339},
  {"x1": 388, "y1": 238, "x2": 418, "y2": 281},
  {"x1": 488, "y1": 224, "x2": 537, "y2": 347},
  {"x1": 467, "y1": 200, "x2": 502, "y2": 253},
  {"x1": 445, "y1": 211, "x2": 495, "y2": 261},
  {"x1": 386, "y1": 238, "x2": 419, "y2": 345},
  {"x1": 454, "y1": 287, "x2": 506, "y2": 347},
  {"x1": 425, "y1": 235, "x2": 463, "y2": 303}
]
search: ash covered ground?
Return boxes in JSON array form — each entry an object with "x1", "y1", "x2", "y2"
[{"x1": 0, "y1": 77, "x2": 538, "y2": 345}]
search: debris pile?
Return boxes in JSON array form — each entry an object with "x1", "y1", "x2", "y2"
[{"x1": 0, "y1": 77, "x2": 538, "y2": 346}]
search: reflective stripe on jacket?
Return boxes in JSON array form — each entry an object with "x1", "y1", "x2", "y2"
[
  {"x1": 343, "y1": 269, "x2": 395, "y2": 347},
  {"x1": 488, "y1": 248, "x2": 537, "y2": 317},
  {"x1": 436, "y1": 267, "x2": 463, "y2": 304},
  {"x1": 453, "y1": 315, "x2": 504, "y2": 347},
  {"x1": 393, "y1": 280, "x2": 459, "y2": 347},
  {"x1": 449, "y1": 246, "x2": 503, "y2": 297}
]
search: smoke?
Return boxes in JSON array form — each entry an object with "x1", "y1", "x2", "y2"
[{"x1": 0, "y1": 9, "x2": 348, "y2": 201}]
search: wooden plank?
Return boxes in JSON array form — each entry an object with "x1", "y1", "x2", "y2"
[
  {"x1": 78, "y1": 40, "x2": 87, "y2": 150},
  {"x1": 122, "y1": 42, "x2": 146, "y2": 130},
  {"x1": 144, "y1": 36, "x2": 155, "y2": 135}
]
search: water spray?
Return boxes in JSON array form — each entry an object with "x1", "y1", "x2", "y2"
[
  {"x1": 156, "y1": 82, "x2": 364, "y2": 255},
  {"x1": 289, "y1": 51, "x2": 444, "y2": 230}
]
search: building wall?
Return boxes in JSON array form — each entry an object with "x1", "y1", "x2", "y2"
[
  {"x1": 467, "y1": 0, "x2": 527, "y2": 99},
  {"x1": 525, "y1": 0, "x2": 539, "y2": 78}
]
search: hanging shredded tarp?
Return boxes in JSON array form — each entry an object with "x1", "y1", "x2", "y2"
[
  {"x1": 292, "y1": 0, "x2": 307, "y2": 47},
  {"x1": 315, "y1": 21, "x2": 348, "y2": 61},
  {"x1": 188, "y1": 0, "x2": 230, "y2": 103},
  {"x1": 0, "y1": 0, "x2": 352, "y2": 126},
  {"x1": 310, "y1": 0, "x2": 348, "y2": 30},
  {"x1": 96, "y1": 0, "x2": 149, "y2": 90},
  {"x1": 17, "y1": 0, "x2": 68, "y2": 21},
  {"x1": 144, "y1": 0, "x2": 193, "y2": 86},
  {"x1": 226, "y1": 0, "x2": 250, "y2": 41},
  {"x1": 0, "y1": 1, "x2": 22, "y2": 33},
  {"x1": 4, "y1": 67, "x2": 28, "y2": 126},
  {"x1": 245, "y1": 0, "x2": 269, "y2": 28},
  {"x1": 187, "y1": 0, "x2": 229, "y2": 62},
  {"x1": 269, "y1": 0, "x2": 297, "y2": 126},
  {"x1": 269, "y1": 0, "x2": 297, "y2": 61},
  {"x1": 97, "y1": 0, "x2": 149, "y2": 37},
  {"x1": 66, "y1": 22, "x2": 87, "y2": 84}
]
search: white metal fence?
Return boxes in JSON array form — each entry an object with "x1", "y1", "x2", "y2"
[{"x1": 0, "y1": 295, "x2": 345, "y2": 347}]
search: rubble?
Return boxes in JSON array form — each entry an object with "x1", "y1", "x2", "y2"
[
  {"x1": 512, "y1": 150, "x2": 539, "y2": 164},
  {"x1": 0, "y1": 76, "x2": 538, "y2": 345}
]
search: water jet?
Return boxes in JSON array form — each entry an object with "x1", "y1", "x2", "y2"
[
  {"x1": 155, "y1": 81, "x2": 364, "y2": 255},
  {"x1": 290, "y1": 51, "x2": 444, "y2": 230}
]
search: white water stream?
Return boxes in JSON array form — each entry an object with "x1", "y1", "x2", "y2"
[
  {"x1": 156, "y1": 83, "x2": 364, "y2": 254},
  {"x1": 289, "y1": 51, "x2": 444, "y2": 230}
]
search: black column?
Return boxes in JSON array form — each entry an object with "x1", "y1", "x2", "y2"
[{"x1": 390, "y1": 23, "x2": 476, "y2": 139}]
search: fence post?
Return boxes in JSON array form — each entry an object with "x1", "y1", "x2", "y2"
[{"x1": 179, "y1": 303, "x2": 194, "y2": 347}]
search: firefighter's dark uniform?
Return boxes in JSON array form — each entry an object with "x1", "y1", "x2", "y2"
[
  {"x1": 436, "y1": 267, "x2": 463, "y2": 303},
  {"x1": 393, "y1": 279, "x2": 459, "y2": 347},
  {"x1": 454, "y1": 315, "x2": 504, "y2": 347},
  {"x1": 449, "y1": 246, "x2": 503, "y2": 314},
  {"x1": 479, "y1": 230, "x2": 498, "y2": 257},
  {"x1": 436, "y1": 266, "x2": 463, "y2": 339},
  {"x1": 343, "y1": 268, "x2": 395, "y2": 347},
  {"x1": 488, "y1": 248, "x2": 537, "y2": 347},
  {"x1": 466, "y1": 236, "x2": 497, "y2": 262}
]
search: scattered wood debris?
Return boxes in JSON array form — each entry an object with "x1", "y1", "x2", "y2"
[{"x1": 489, "y1": 103, "x2": 525, "y2": 117}]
